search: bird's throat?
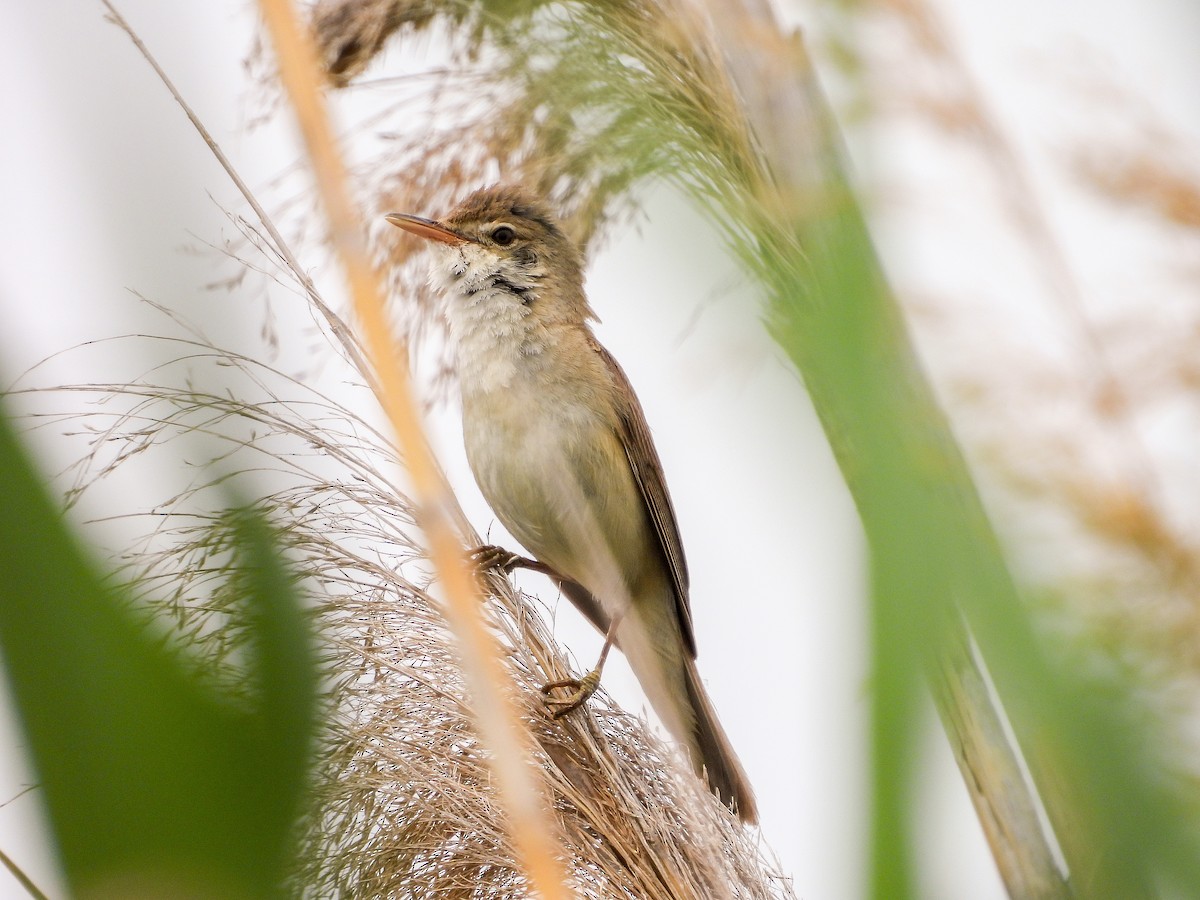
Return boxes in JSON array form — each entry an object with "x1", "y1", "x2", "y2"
[{"x1": 445, "y1": 278, "x2": 549, "y2": 393}]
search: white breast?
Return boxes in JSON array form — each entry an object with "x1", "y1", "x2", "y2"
[{"x1": 433, "y1": 245, "x2": 547, "y2": 392}]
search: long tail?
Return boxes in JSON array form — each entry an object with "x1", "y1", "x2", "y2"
[
  {"x1": 683, "y1": 659, "x2": 758, "y2": 824},
  {"x1": 615, "y1": 594, "x2": 757, "y2": 822}
]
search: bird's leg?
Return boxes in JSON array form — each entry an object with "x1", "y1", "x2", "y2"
[
  {"x1": 472, "y1": 544, "x2": 621, "y2": 717},
  {"x1": 541, "y1": 611, "x2": 624, "y2": 719},
  {"x1": 470, "y1": 544, "x2": 559, "y2": 577}
]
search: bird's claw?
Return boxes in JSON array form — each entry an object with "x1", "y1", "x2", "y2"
[
  {"x1": 541, "y1": 669, "x2": 602, "y2": 719},
  {"x1": 469, "y1": 544, "x2": 526, "y2": 574}
]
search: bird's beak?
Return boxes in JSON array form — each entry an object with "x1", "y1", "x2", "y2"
[{"x1": 384, "y1": 213, "x2": 469, "y2": 246}]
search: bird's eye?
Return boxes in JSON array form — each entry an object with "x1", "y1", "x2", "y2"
[{"x1": 490, "y1": 225, "x2": 516, "y2": 246}]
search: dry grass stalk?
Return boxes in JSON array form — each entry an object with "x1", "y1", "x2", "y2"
[
  {"x1": 20, "y1": 327, "x2": 793, "y2": 898},
  {"x1": 256, "y1": 0, "x2": 572, "y2": 893}
]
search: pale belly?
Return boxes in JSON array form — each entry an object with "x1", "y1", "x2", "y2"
[{"x1": 461, "y1": 387, "x2": 657, "y2": 614}]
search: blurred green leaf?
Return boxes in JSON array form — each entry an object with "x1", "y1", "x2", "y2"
[
  {"x1": 0, "y1": 396, "x2": 314, "y2": 899},
  {"x1": 748, "y1": 68, "x2": 1200, "y2": 899}
]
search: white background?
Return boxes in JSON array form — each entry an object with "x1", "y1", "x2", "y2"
[{"x1": 1, "y1": 1, "x2": 1197, "y2": 898}]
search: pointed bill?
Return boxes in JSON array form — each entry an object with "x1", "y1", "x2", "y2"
[{"x1": 385, "y1": 213, "x2": 469, "y2": 246}]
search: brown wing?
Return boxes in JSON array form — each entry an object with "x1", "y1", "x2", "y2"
[{"x1": 590, "y1": 337, "x2": 696, "y2": 658}]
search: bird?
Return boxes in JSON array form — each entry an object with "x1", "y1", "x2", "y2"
[{"x1": 385, "y1": 185, "x2": 757, "y2": 823}]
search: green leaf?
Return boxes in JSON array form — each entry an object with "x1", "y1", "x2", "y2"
[{"x1": 0, "y1": 397, "x2": 314, "y2": 899}]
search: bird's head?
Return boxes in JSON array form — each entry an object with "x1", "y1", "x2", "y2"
[{"x1": 386, "y1": 185, "x2": 593, "y2": 326}]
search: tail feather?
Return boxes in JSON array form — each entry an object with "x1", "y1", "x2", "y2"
[
  {"x1": 616, "y1": 598, "x2": 757, "y2": 823},
  {"x1": 684, "y1": 660, "x2": 758, "y2": 824}
]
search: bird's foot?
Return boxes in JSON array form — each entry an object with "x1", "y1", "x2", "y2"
[
  {"x1": 469, "y1": 544, "x2": 530, "y2": 574},
  {"x1": 541, "y1": 669, "x2": 602, "y2": 719}
]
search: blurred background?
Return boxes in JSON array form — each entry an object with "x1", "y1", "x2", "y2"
[{"x1": 1, "y1": 1, "x2": 1198, "y2": 897}]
